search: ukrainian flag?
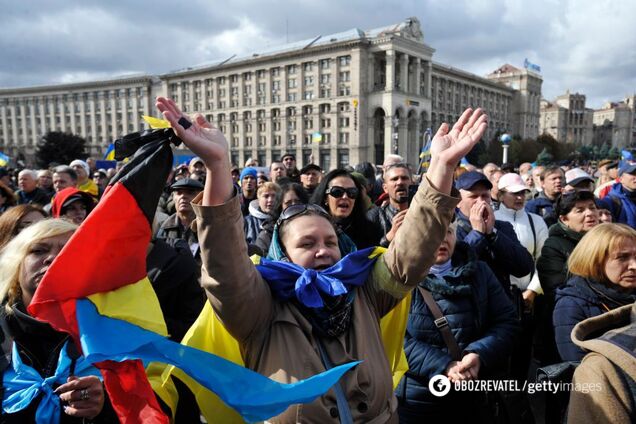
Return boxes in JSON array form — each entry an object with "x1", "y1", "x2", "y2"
[
  {"x1": 103, "y1": 143, "x2": 115, "y2": 161},
  {"x1": 0, "y1": 151, "x2": 10, "y2": 167}
]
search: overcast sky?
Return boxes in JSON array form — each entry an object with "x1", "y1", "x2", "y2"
[{"x1": 1, "y1": 0, "x2": 633, "y2": 109}]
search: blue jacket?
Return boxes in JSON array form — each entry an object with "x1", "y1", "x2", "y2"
[
  {"x1": 454, "y1": 210, "x2": 534, "y2": 293},
  {"x1": 553, "y1": 275, "x2": 635, "y2": 362},
  {"x1": 396, "y1": 243, "x2": 518, "y2": 414},
  {"x1": 526, "y1": 193, "x2": 557, "y2": 227},
  {"x1": 598, "y1": 183, "x2": 636, "y2": 227}
]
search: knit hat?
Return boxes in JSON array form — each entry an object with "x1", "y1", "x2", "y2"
[{"x1": 240, "y1": 167, "x2": 258, "y2": 182}]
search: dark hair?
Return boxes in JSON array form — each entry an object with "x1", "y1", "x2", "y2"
[
  {"x1": 354, "y1": 162, "x2": 375, "y2": 183},
  {"x1": 541, "y1": 165, "x2": 564, "y2": 181},
  {"x1": 0, "y1": 181, "x2": 17, "y2": 208},
  {"x1": 53, "y1": 165, "x2": 78, "y2": 181},
  {"x1": 556, "y1": 191, "x2": 597, "y2": 217}
]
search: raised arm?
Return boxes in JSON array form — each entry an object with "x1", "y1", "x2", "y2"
[{"x1": 381, "y1": 109, "x2": 488, "y2": 291}]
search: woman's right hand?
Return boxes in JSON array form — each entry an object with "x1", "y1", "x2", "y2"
[{"x1": 156, "y1": 97, "x2": 229, "y2": 169}]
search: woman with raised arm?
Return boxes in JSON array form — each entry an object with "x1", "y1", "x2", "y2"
[{"x1": 156, "y1": 97, "x2": 487, "y2": 423}]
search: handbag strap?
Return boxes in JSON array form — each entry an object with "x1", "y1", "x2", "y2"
[
  {"x1": 315, "y1": 337, "x2": 353, "y2": 424},
  {"x1": 417, "y1": 286, "x2": 462, "y2": 361}
]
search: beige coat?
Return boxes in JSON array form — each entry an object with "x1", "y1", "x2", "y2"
[{"x1": 193, "y1": 179, "x2": 458, "y2": 423}]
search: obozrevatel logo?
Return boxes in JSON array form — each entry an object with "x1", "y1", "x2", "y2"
[{"x1": 429, "y1": 375, "x2": 451, "y2": 397}]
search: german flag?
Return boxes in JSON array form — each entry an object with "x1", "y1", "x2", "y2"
[{"x1": 28, "y1": 130, "x2": 357, "y2": 423}]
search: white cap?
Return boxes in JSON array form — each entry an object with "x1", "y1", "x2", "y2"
[
  {"x1": 498, "y1": 173, "x2": 528, "y2": 193},
  {"x1": 69, "y1": 159, "x2": 89, "y2": 175},
  {"x1": 565, "y1": 168, "x2": 593, "y2": 186}
]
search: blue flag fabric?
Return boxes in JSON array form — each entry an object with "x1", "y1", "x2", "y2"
[
  {"x1": 2, "y1": 342, "x2": 101, "y2": 424},
  {"x1": 257, "y1": 247, "x2": 379, "y2": 308},
  {"x1": 75, "y1": 299, "x2": 359, "y2": 422}
]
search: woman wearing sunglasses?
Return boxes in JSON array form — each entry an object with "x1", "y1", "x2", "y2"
[
  {"x1": 156, "y1": 97, "x2": 487, "y2": 423},
  {"x1": 311, "y1": 169, "x2": 383, "y2": 250}
]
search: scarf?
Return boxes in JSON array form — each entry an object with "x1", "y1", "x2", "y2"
[
  {"x1": 429, "y1": 260, "x2": 452, "y2": 279},
  {"x1": 2, "y1": 341, "x2": 101, "y2": 424}
]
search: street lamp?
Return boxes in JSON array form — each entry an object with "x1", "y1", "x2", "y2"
[
  {"x1": 392, "y1": 116, "x2": 399, "y2": 153},
  {"x1": 500, "y1": 133, "x2": 512, "y2": 164}
]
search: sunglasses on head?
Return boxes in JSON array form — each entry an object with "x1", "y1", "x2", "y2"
[
  {"x1": 326, "y1": 186, "x2": 359, "y2": 199},
  {"x1": 276, "y1": 203, "x2": 331, "y2": 227}
]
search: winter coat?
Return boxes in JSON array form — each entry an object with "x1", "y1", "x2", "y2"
[
  {"x1": 553, "y1": 276, "x2": 636, "y2": 361},
  {"x1": 192, "y1": 178, "x2": 458, "y2": 423},
  {"x1": 495, "y1": 203, "x2": 549, "y2": 292},
  {"x1": 244, "y1": 200, "x2": 270, "y2": 246},
  {"x1": 396, "y1": 243, "x2": 518, "y2": 420},
  {"x1": 155, "y1": 213, "x2": 200, "y2": 260},
  {"x1": 525, "y1": 192, "x2": 558, "y2": 227},
  {"x1": 454, "y1": 210, "x2": 534, "y2": 294},
  {"x1": 598, "y1": 183, "x2": 636, "y2": 227},
  {"x1": 16, "y1": 187, "x2": 51, "y2": 206},
  {"x1": 568, "y1": 303, "x2": 636, "y2": 423},
  {"x1": 536, "y1": 222, "x2": 584, "y2": 294},
  {"x1": 0, "y1": 304, "x2": 118, "y2": 423}
]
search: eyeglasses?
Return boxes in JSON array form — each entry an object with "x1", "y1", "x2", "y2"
[
  {"x1": 326, "y1": 186, "x2": 359, "y2": 199},
  {"x1": 276, "y1": 203, "x2": 331, "y2": 227}
]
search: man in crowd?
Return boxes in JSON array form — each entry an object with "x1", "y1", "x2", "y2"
[
  {"x1": 155, "y1": 178, "x2": 204, "y2": 260},
  {"x1": 281, "y1": 153, "x2": 300, "y2": 182},
  {"x1": 269, "y1": 161, "x2": 287, "y2": 184},
  {"x1": 93, "y1": 169, "x2": 109, "y2": 198},
  {"x1": 70, "y1": 159, "x2": 98, "y2": 197},
  {"x1": 368, "y1": 163, "x2": 412, "y2": 247},
  {"x1": 594, "y1": 159, "x2": 619, "y2": 198},
  {"x1": 531, "y1": 165, "x2": 545, "y2": 197},
  {"x1": 299, "y1": 164, "x2": 322, "y2": 197},
  {"x1": 489, "y1": 169, "x2": 504, "y2": 210},
  {"x1": 482, "y1": 162, "x2": 500, "y2": 180},
  {"x1": 564, "y1": 168, "x2": 594, "y2": 194},
  {"x1": 598, "y1": 161, "x2": 636, "y2": 226},
  {"x1": 454, "y1": 170, "x2": 534, "y2": 292},
  {"x1": 52, "y1": 166, "x2": 78, "y2": 193},
  {"x1": 526, "y1": 165, "x2": 564, "y2": 226},
  {"x1": 37, "y1": 169, "x2": 55, "y2": 199},
  {"x1": 16, "y1": 169, "x2": 51, "y2": 205},
  {"x1": 519, "y1": 162, "x2": 533, "y2": 176},
  {"x1": 239, "y1": 167, "x2": 258, "y2": 216}
]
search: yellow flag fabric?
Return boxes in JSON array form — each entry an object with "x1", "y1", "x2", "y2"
[
  {"x1": 142, "y1": 115, "x2": 172, "y2": 129},
  {"x1": 149, "y1": 252, "x2": 411, "y2": 423}
]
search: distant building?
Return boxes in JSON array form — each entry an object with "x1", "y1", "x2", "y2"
[
  {"x1": 540, "y1": 91, "x2": 593, "y2": 145},
  {"x1": 592, "y1": 95, "x2": 636, "y2": 148},
  {"x1": 0, "y1": 17, "x2": 542, "y2": 168}
]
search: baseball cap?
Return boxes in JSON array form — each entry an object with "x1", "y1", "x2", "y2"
[
  {"x1": 455, "y1": 171, "x2": 493, "y2": 191},
  {"x1": 619, "y1": 162, "x2": 636, "y2": 176},
  {"x1": 300, "y1": 164, "x2": 322, "y2": 175},
  {"x1": 565, "y1": 168, "x2": 594, "y2": 186},
  {"x1": 498, "y1": 173, "x2": 528, "y2": 193}
]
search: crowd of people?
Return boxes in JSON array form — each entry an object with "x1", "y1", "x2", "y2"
[{"x1": 0, "y1": 98, "x2": 634, "y2": 423}]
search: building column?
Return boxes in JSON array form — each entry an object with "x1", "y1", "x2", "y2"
[
  {"x1": 385, "y1": 50, "x2": 395, "y2": 91},
  {"x1": 415, "y1": 58, "x2": 422, "y2": 96},
  {"x1": 399, "y1": 54, "x2": 409, "y2": 92},
  {"x1": 384, "y1": 115, "x2": 394, "y2": 159},
  {"x1": 28, "y1": 102, "x2": 37, "y2": 147}
]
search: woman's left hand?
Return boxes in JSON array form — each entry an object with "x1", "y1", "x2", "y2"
[{"x1": 56, "y1": 375, "x2": 105, "y2": 419}]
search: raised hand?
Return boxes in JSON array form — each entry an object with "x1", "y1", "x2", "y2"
[
  {"x1": 426, "y1": 108, "x2": 488, "y2": 194},
  {"x1": 430, "y1": 108, "x2": 488, "y2": 166},
  {"x1": 155, "y1": 97, "x2": 229, "y2": 169}
]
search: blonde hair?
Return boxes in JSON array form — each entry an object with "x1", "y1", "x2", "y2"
[
  {"x1": 0, "y1": 218, "x2": 77, "y2": 312},
  {"x1": 568, "y1": 223, "x2": 636, "y2": 283},
  {"x1": 257, "y1": 182, "x2": 282, "y2": 199}
]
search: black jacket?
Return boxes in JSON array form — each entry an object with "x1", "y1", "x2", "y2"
[
  {"x1": 536, "y1": 221, "x2": 584, "y2": 294},
  {"x1": 367, "y1": 203, "x2": 401, "y2": 247}
]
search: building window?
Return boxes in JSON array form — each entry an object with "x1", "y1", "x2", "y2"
[
  {"x1": 287, "y1": 64, "x2": 297, "y2": 74},
  {"x1": 338, "y1": 117, "x2": 350, "y2": 128},
  {"x1": 319, "y1": 103, "x2": 331, "y2": 114},
  {"x1": 320, "y1": 74, "x2": 331, "y2": 84},
  {"x1": 230, "y1": 74, "x2": 239, "y2": 83},
  {"x1": 320, "y1": 89, "x2": 331, "y2": 98},
  {"x1": 338, "y1": 150, "x2": 349, "y2": 167},
  {"x1": 338, "y1": 102, "x2": 351, "y2": 112},
  {"x1": 303, "y1": 62, "x2": 314, "y2": 72},
  {"x1": 338, "y1": 86, "x2": 351, "y2": 96},
  {"x1": 320, "y1": 59, "x2": 330, "y2": 69},
  {"x1": 321, "y1": 118, "x2": 331, "y2": 128},
  {"x1": 338, "y1": 71, "x2": 350, "y2": 82},
  {"x1": 271, "y1": 67, "x2": 280, "y2": 77},
  {"x1": 320, "y1": 151, "x2": 331, "y2": 171},
  {"x1": 287, "y1": 93, "x2": 297, "y2": 102},
  {"x1": 338, "y1": 55, "x2": 351, "y2": 67},
  {"x1": 304, "y1": 91, "x2": 314, "y2": 100},
  {"x1": 288, "y1": 79, "x2": 297, "y2": 89},
  {"x1": 338, "y1": 132, "x2": 349, "y2": 144}
]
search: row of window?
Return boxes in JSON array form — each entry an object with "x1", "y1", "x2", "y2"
[
  {"x1": 228, "y1": 132, "x2": 351, "y2": 149},
  {"x1": 230, "y1": 149, "x2": 350, "y2": 170}
]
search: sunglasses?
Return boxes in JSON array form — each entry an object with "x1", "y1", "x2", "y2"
[
  {"x1": 276, "y1": 203, "x2": 331, "y2": 227},
  {"x1": 326, "y1": 186, "x2": 359, "y2": 199}
]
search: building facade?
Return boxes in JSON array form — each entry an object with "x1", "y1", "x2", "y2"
[
  {"x1": 592, "y1": 95, "x2": 636, "y2": 148},
  {"x1": 0, "y1": 17, "x2": 542, "y2": 168},
  {"x1": 540, "y1": 91, "x2": 593, "y2": 145}
]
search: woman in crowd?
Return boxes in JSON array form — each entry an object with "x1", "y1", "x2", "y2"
[
  {"x1": 0, "y1": 204, "x2": 47, "y2": 249},
  {"x1": 244, "y1": 181, "x2": 281, "y2": 246},
  {"x1": 396, "y1": 224, "x2": 518, "y2": 422},
  {"x1": 535, "y1": 190, "x2": 599, "y2": 365},
  {"x1": 156, "y1": 96, "x2": 487, "y2": 422},
  {"x1": 0, "y1": 219, "x2": 116, "y2": 422},
  {"x1": 554, "y1": 223, "x2": 636, "y2": 361},
  {"x1": 51, "y1": 187, "x2": 95, "y2": 226},
  {"x1": 0, "y1": 180, "x2": 17, "y2": 214},
  {"x1": 251, "y1": 182, "x2": 309, "y2": 256},
  {"x1": 311, "y1": 169, "x2": 383, "y2": 249}
]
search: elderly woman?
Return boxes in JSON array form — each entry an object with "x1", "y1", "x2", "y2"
[
  {"x1": 311, "y1": 169, "x2": 383, "y2": 250},
  {"x1": 396, "y1": 225, "x2": 518, "y2": 422},
  {"x1": 156, "y1": 96, "x2": 487, "y2": 422},
  {"x1": 0, "y1": 219, "x2": 116, "y2": 422},
  {"x1": 535, "y1": 190, "x2": 599, "y2": 365},
  {"x1": 554, "y1": 223, "x2": 636, "y2": 361}
]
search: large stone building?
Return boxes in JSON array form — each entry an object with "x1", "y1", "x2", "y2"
[
  {"x1": 592, "y1": 95, "x2": 636, "y2": 148},
  {"x1": 0, "y1": 17, "x2": 542, "y2": 168},
  {"x1": 540, "y1": 91, "x2": 594, "y2": 145}
]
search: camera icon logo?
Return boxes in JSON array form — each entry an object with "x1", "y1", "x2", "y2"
[{"x1": 429, "y1": 375, "x2": 451, "y2": 397}]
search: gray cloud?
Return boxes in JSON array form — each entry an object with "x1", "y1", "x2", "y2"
[{"x1": 0, "y1": 0, "x2": 633, "y2": 108}]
